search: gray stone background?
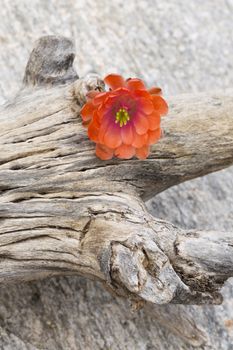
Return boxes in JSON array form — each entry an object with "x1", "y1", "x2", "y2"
[{"x1": 0, "y1": 0, "x2": 232, "y2": 349}]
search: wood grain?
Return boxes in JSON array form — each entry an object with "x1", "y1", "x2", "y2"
[{"x1": 0, "y1": 36, "x2": 232, "y2": 308}]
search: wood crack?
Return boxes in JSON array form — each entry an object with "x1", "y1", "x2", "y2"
[{"x1": 0, "y1": 36, "x2": 232, "y2": 307}]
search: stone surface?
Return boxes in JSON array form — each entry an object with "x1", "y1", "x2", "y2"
[{"x1": 0, "y1": 0, "x2": 232, "y2": 349}]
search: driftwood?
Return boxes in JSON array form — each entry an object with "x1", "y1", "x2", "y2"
[{"x1": 0, "y1": 35, "x2": 233, "y2": 308}]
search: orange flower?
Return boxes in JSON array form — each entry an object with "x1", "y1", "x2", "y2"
[{"x1": 80, "y1": 74, "x2": 168, "y2": 160}]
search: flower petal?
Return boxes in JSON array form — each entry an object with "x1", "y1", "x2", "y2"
[
  {"x1": 133, "y1": 113, "x2": 149, "y2": 135},
  {"x1": 86, "y1": 90, "x2": 99, "y2": 99},
  {"x1": 115, "y1": 144, "x2": 135, "y2": 159},
  {"x1": 97, "y1": 103, "x2": 112, "y2": 122},
  {"x1": 104, "y1": 74, "x2": 125, "y2": 90},
  {"x1": 82, "y1": 120, "x2": 90, "y2": 128},
  {"x1": 93, "y1": 92, "x2": 108, "y2": 106},
  {"x1": 131, "y1": 131, "x2": 148, "y2": 148},
  {"x1": 148, "y1": 87, "x2": 162, "y2": 95},
  {"x1": 96, "y1": 144, "x2": 114, "y2": 160},
  {"x1": 97, "y1": 95, "x2": 120, "y2": 119},
  {"x1": 138, "y1": 98, "x2": 154, "y2": 115},
  {"x1": 136, "y1": 145, "x2": 150, "y2": 159},
  {"x1": 104, "y1": 94, "x2": 119, "y2": 107},
  {"x1": 104, "y1": 125, "x2": 122, "y2": 148},
  {"x1": 134, "y1": 90, "x2": 151, "y2": 99},
  {"x1": 147, "y1": 111, "x2": 161, "y2": 130},
  {"x1": 126, "y1": 78, "x2": 146, "y2": 91},
  {"x1": 80, "y1": 102, "x2": 95, "y2": 122},
  {"x1": 152, "y1": 96, "x2": 168, "y2": 115},
  {"x1": 108, "y1": 87, "x2": 129, "y2": 96},
  {"x1": 88, "y1": 120, "x2": 100, "y2": 142},
  {"x1": 121, "y1": 124, "x2": 134, "y2": 145},
  {"x1": 98, "y1": 117, "x2": 111, "y2": 143},
  {"x1": 92, "y1": 110, "x2": 101, "y2": 125},
  {"x1": 147, "y1": 128, "x2": 161, "y2": 145}
]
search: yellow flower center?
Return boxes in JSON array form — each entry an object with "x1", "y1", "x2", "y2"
[{"x1": 115, "y1": 108, "x2": 130, "y2": 127}]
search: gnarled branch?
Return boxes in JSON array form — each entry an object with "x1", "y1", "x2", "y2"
[{"x1": 0, "y1": 35, "x2": 232, "y2": 305}]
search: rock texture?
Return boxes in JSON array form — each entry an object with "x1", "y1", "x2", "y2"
[{"x1": 0, "y1": 1, "x2": 232, "y2": 349}]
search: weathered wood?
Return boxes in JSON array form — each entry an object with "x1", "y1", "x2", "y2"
[
  {"x1": 0, "y1": 2, "x2": 233, "y2": 349},
  {"x1": 23, "y1": 36, "x2": 79, "y2": 87},
  {"x1": 0, "y1": 36, "x2": 232, "y2": 308}
]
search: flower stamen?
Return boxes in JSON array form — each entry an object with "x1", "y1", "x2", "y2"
[{"x1": 115, "y1": 108, "x2": 130, "y2": 127}]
